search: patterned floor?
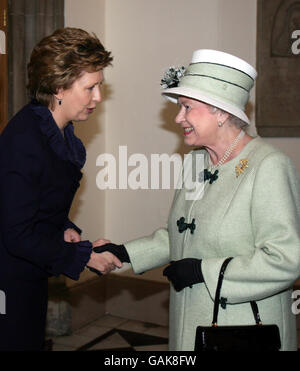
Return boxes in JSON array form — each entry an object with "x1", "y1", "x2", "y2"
[
  {"x1": 50, "y1": 314, "x2": 300, "y2": 351},
  {"x1": 51, "y1": 315, "x2": 169, "y2": 351}
]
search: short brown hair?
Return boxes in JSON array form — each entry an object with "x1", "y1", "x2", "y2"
[{"x1": 27, "y1": 27, "x2": 113, "y2": 107}]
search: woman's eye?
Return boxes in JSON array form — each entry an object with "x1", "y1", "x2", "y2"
[{"x1": 178, "y1": 102, "x2": 191, "y2": 111}]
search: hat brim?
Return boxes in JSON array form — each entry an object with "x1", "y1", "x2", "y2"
[{"x1": 162, "y1": 87, "x2": 250, "y2": 125}]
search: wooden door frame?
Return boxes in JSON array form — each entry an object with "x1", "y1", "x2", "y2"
[{"x1": 0, "y1": 0, "x2": 8, "y2": 133}]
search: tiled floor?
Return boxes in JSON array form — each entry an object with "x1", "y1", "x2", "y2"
[
  {"x1": 51, "y1": 315, "x2": 169, "y2": 351},
  {"x1": 50, "y1": 315, "x2": 300, "y2": 351}
]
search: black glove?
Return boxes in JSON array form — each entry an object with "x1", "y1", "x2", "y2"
[
  {"x1": 87, "y1": 266, "x2": 103, "y2": 276},
  {"x1": 163, "y1": 258, "x2": 203, "y2": 292},
  {"x1": 87, "y1": 243, "x2": 130, "y2": 276},
  {"x1": 93, "y1": 243, "x2": 130, "y2": 263}
]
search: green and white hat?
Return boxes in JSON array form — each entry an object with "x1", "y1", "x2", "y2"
[{"x1": 161, "y1": 49, "x2": 257, "y2": 125}]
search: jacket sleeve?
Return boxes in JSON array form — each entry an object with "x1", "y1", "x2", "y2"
[
  {"x1": 201, "y1": 152, "x2": 300, "y2": 303},
  {"x1": 0, "y1": 132, "x2": 91, "y2": 280},
  {"x1": 64, "y1": 219, "x2": 82, "y2": 235},
  {"x1": 124, "y1": 228, "x2": 170, "y2": 274}
]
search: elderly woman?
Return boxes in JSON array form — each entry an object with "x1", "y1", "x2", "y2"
[
  {"x1": 94, "y1": 49, "x2": 300, "y2": 351},
  {"x1": 0, "y1": 27, "x2": 121, "y2": 351}
]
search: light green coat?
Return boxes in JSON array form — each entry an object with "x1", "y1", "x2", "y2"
[{"x1": 125, "y1": 137, "x2": 300, "y2": 351}]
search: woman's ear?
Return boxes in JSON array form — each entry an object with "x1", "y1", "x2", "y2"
[
  {"x1": 50, "y1": 88, "x2": 64, "y2": 111},
  {"x1": 217, "y1": 110, "x2": 229, "y2": 125},
  {"x1": 54, "y1": 87, "x2": 64, "y2": 101}
]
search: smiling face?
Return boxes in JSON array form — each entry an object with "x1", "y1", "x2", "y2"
[
  {"x1": 52, "y1": 69, "x2": 104, "y2": 129},
  {"x1": 175, "y1": 97, "x2": 220, "y2": 147}
]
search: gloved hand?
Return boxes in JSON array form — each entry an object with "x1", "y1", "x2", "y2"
[
  {"x1": 93, "y1": 243, "x2": 130, "y2": 263},
  {"x1": 87, "y1": 242, "x2": 129, "y2": 276},
  {"x1": 163, "y1": 258, "x2": 203, "y2": 292}
]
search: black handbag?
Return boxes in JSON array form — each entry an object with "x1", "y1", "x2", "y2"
[{"x1": 194, "y1": 257, "x2": 281, "y2": 351}]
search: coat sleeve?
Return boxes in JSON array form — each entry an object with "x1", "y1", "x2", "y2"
[
  {"x1": 124, "y1": 228, "x2": 170, "y2": 274},
  {"x1": 201, "y1": 151, "x2": 300, "y2": 304},
  {"x1": 64, "y1": 219, "x2": 82, "y2": 235},
  {"x1": 0, "y1": 132, "x2": 91, "y2": 280}
]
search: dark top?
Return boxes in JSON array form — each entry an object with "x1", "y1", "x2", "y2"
[
  {"x1": 0, "y1": 101, "x2": 92, "y2": 350},
  {"x1": 0, "y1": 101, "x2": 91, "y2": 280},
  {"x1": 0, "y1": 100, "x2": 92, "y2": 281}
]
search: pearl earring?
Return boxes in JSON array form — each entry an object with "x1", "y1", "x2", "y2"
[{"x1": 218, "y1": 121, "x2": 223, "y2": 127}]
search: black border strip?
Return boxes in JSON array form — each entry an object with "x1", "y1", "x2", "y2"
[
  {"x1": 189, "y1": 61, "x2": 255, "y2": 81},
  {"x1": 184, "y1": 73, "x2": 250, "y2": 92}
]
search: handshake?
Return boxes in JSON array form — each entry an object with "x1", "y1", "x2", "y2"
[
  {"x1": 87, "y1": 239, "x2": 130, "y2": 276},
  {"x1": 64, "y1": 228, "x2": 129, "y2": 276},
  {"x1": 86, "y1": 239, "x2": 204, "y2": 292},
  {"x1": 64, "y1": 229, "x2": 204, "y2": 290}
]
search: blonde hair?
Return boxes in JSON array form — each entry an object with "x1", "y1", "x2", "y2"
[{"x1": 27, "y1": 27, "x2": 113, "y2": 107}]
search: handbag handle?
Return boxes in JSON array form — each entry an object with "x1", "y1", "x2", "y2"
[{"x1": 212, "y1": 257, "x2": 262, "y2": 326}]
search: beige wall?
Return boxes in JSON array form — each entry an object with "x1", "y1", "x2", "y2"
[
  {"x1": 65, "y1": 0, "x2": 300, "y2": 282},
  {"x1": 65, "y1": 0, "x2": 106, "y2": 241},
  {"x1": 65, "y1": 0, "x2": 107, "y2": 285},
  {"x1": 103, "y1": 0, "x2": 259, "y2": 249}
]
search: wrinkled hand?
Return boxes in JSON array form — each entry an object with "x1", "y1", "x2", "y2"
[
  {"x1": 163, "y1": 258, "x2": 203, "y2": 292},
  {"x1": 64, "y1": 228, "x2": 81, "y2": 243},
  {"x1": 87, "y1": 251, "x2": 123, "y2": 275}
]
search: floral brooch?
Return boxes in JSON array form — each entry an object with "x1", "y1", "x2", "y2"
[
  {"x1": 235, "y1": 159, "x2": 249, "y2": 178},
  {"x1": 160, "y1": 66, "x2": 186, "y2": 89}
]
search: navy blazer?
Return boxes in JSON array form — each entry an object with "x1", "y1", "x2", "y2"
[{"x1": 0, "y1": 101, "x2": 92, "y2": 350}]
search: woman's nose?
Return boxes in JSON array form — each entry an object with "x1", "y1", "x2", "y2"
[
  {"x1": 175, "y1": 106, "x2": 185, "y2": 124},
  {"x1": 93, "y1": 86, "x2": 102, "y2": 103}
]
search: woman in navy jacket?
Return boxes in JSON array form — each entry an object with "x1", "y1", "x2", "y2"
[{"x1": 0, "y1": 28, "x2": 122, "y2": 351}]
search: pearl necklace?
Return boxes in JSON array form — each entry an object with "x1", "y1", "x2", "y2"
[{"x1": 210, "y1": 130, "x2": 245, "y2": 170}]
